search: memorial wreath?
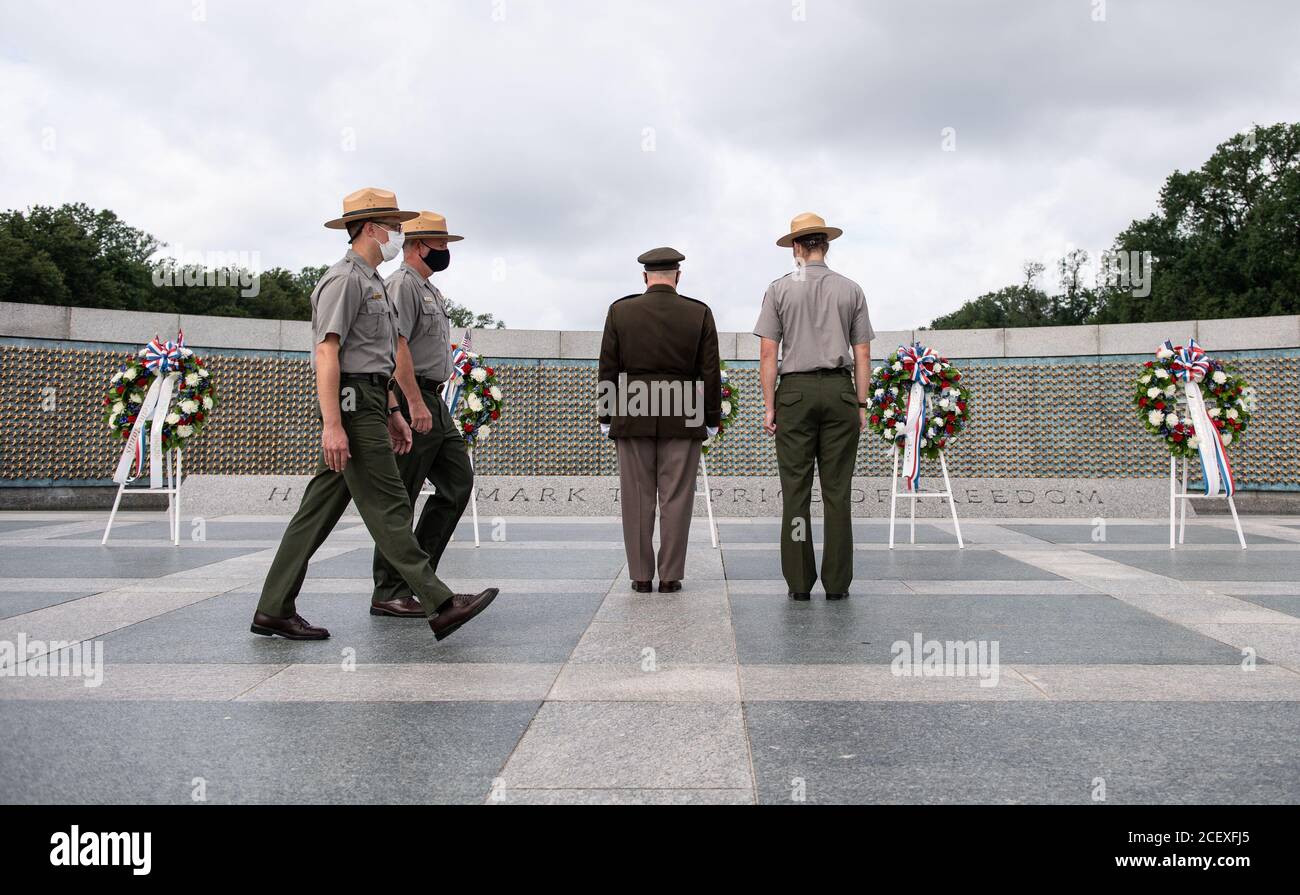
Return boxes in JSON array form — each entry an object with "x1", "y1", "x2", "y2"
[
  {"x1": 868, "y1": 344, "x2": 971, "y2": 457},
  {"x1": 1133, "y1": 339, "x2": 1254, "y2": 495},
  {"x1": 447, "y1": 341, "x2": 504, "y2": 446},
  {"x1": 702, "y1": 360, "x2": 741, "y2": 456},
  {"x1": 102, "y1": 333, "x2": 217, "y2": 466}
]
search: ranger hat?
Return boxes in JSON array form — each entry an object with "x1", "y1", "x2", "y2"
[
  {"x1": 324, "y1": 187, "x2": 419, "y2": 230},
  {"x1": 776, "y1": 212, "x2": 843, "y2": 248},
  {"x1": 403, "y1": 211, "x2": 464, "y2": 242}
]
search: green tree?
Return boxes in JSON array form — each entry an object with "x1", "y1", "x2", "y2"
[
  {"x1": 929, "y1": 122, "x2": 1298, "y2": 329},
  {"x1": 1095, "y1": 122, "x2": 1300, "y2": 322},
  {"x1": 0, "y1": 203, "x2": 506, "y2": 327},
  {"x1": 0, "y1": 203, "x2": 159, "y2": 309},
  {"x1": 445, "y1": 298, "x2": 506, "y2": 330},
  {"x1": 928, "y1": 262, "x2": 1052, "y2": 329}
]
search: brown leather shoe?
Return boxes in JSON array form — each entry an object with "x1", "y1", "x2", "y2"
[
  {"x1": 632, "y1": 581, "x2": 653, "y2": 593},
  {"x1": 428, "y1": 588, "x2": 499, "y2": 642},
  {"x1": 658, "y1": 580, "x2": 682, "y2": 593},
  {"x1": 250, "y1": 612, "x2": 330, "y2": 640},
  {"x1": 370, "y1": 595, "x2": 426, "y2": 618}
]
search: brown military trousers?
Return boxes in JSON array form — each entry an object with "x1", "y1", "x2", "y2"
[{"x1": 615, "y1": 437, "x2": 701, "y2": 582}]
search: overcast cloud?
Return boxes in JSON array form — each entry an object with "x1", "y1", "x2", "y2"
[{"x1": 2, "y1": 0, "x2": 1297, "y2": 332}]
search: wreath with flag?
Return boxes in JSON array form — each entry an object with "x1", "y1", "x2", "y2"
[
  {"x1": 1134, "y1": 339, "x2": 1255, "y2": 462},
  {"x1": 702, "y1": 360, "x2": 741, "y2": 456},
  {"x1": 102, "y1": 334, "x2": 218, "y2": 459},
  {"x1": 447, "y1": 336, "x2": 504, "y2": 446},
  {"x1": 867, "y1": 343, "x2": 972, "y2": 462}
]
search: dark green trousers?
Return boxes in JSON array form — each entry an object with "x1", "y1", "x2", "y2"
[
  {"x1": 775, "y1": 369, "x2": 861, "y2": 594},
  {"x1": 257, "y1": 380, "x2": 454, "y2": 619},
  {"x1": 372, "y1": 385, "x2": 473, "y2": 602}
]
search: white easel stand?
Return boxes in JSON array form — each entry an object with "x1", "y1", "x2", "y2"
[
  {"x1": 102, "y1": 448, "x2": 182, "y2": 547},
  {"x1": 418, "y1": 446, "x2": 480, "y2": 548},
  {"x1": 1169, "y1": 455, "x2": 1246, "y2": 550},
  {"x1": 695, "y1": 452, "x2": 719, "y2": 549},
  {"x1": 888, "y1": 446, "x2": 964, "y2": 550}
]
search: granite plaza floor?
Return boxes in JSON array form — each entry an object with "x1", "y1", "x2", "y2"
[{"x1": 2, "y1": 510, "x2": 1299, "y2": 805}]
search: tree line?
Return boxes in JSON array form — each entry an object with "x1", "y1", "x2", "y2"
[
  {"x1": 927, "y1": 122, "x2": 1298, "y2": 329},
  {"x1": 0, "y1": 203, "x2": 505, "y2": 329},
  {"x1": 2, "y1": 122, "x2": 1295, "y2": 332}
]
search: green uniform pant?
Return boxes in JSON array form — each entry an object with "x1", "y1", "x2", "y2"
[
  {"x1": 372, "y1": 385, "x2": 473, "y2": 602},
  {"x1": 774, "y1": 369, "x2": 861, "y2": 594},
  {"x1": 257, "y1": 380, "x2": 454, "y2": 619}
]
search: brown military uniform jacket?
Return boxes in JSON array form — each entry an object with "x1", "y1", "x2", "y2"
[{"x1": 597, "y1": 283, "x2": 722, "y2": 441}]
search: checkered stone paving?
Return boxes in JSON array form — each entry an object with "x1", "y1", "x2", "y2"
[{"x1": 1, "y1": 511, "x2": 1298, "y2": 805}]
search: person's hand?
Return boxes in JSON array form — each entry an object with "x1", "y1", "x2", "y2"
[
  {"x1": 860, "y1": 408, "x2": 868, "y2": 432},
  {"x1": 388, "y1": 411, "x2": 413, "y2": 455},
  {"x1": 323, "y1": 422, "x2": 350, "y2": 472},
  {"x1": 764, "y1": 406, "x2": 777, "y2": 435},
  {"x1": 409, "y1": 397, "x2": 433, "y2": 435}
]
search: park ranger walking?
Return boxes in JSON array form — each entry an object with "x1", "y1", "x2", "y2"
[
  {"x1": 598, "y1": 248, "x2": 721, "y2": 593},
  {"x1": 753, "y1": 213, "x2": 874, "y2": 601},
  {"x1": 251, "y1": 188, "x2": 498, "y2": 642},
  {"x1": 370, "y1": 212, "x2": 473, "y2": 615}
]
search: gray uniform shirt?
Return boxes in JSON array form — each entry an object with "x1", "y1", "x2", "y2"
[
  {"x1": 752, "y1": 261, "x2": 875, "y2": 374},
  {"x1": 386, "y1": 263, "x2": 452, "y2": 382},
  {"x1": 310, "y1": 250, "x2": 398, "y2": 375}
]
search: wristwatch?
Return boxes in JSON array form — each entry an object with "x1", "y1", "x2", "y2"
[
  {"x1": 857, "y1": 401, "x2": 869, "y2": 408},
  {"x1": 387, "y1": 404, "x2": 402, "y2": 416}
]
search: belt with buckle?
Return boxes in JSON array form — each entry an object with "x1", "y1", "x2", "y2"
[
  {"x1": 782, "y1": 367, "x2": 852, "y2": 377},
  {"x1": 416, "y1": 376, "x2": 446, "y2": 397},
  {"x1": 341, "y1": 373, "x2": 395, "y2": 389}
]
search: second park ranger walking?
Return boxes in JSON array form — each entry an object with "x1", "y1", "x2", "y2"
[{"x1": 370, "y1": 211, "x2": 486, "y2": 617}]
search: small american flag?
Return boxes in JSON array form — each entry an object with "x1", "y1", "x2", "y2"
[
  {"x1": 446, "y1": 329, "x2": 474, "y2": 411},
  {"x1": 450, "y1": 329, "x2": 473, "y2": 370}
]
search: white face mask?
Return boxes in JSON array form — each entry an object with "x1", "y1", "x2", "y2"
[{"x1": 377, "y1": 227, "x2": 404, "y2": 262}]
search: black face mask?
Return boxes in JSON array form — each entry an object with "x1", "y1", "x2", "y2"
[{"x1": 422, "y1": 247, "x2": 451, "y2": 273}]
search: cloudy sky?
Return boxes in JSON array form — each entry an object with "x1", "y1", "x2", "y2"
[{"x1": 2, "y1": 0, "x2": 1296, "y2": 332}]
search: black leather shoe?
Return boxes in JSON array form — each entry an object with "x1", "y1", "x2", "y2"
[
  {"x1": 632, "y1": 581, "x2": 653, "y2": 593},
  {"x1": 250, "y1": 612, "x2": 330, "y2": 640},
  {"x1": 429, "y1": 589, "x2": 499, "y2": 642},
  {"x1": 370, "y1": 595, "x2": 426, "y2": 618},
  {"x1": 825, "y1": 592, "x2": 850, "y2": 601},
  {"x1": 658, "y1": 580, "x2": 682, "y2": 593},
  {"x1": 789, "y1": 592, "x2": 811, "y2": 602}
]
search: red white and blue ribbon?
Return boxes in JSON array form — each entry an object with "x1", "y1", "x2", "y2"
[
  {"x1": 143, "y1": 331, "x2": 185, "y2": 375},
  {"x1": 444, "y1": 329, "x2": 473, "y2": 413},
  {"x1": 1163, "y1": 338, "x2": 1235, "y2": 497},
  {"x1": 898, "y1": 342, "x2": 938, "y2": 492},
  {"x1": 113, "y1": 332, "x2": 186, "y2": 488}
]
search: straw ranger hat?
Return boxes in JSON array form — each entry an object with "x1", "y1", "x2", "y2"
[
  {"x1": 776, "y1": 212, "x2": 844, "y2": 248},
  {"x1": 403, "y1": 211, "x2": 464, "y2": 243},
  {"x1": 324, "y1": 187, "x2": 419, "y2": 230}
]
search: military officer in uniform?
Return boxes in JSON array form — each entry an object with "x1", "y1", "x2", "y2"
[
  {"x1": 598, "y1": 248, "x2": 721, "y2": 593},
  {"x1": 370, "y1": 212, "x2": 474, "y2": 615},
  {"x1": 251, "y1": 188, "x2": 498, "y2": 642},
  {"x1": 753, "y1": 213, "x2": 874, "y2": 601}
]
